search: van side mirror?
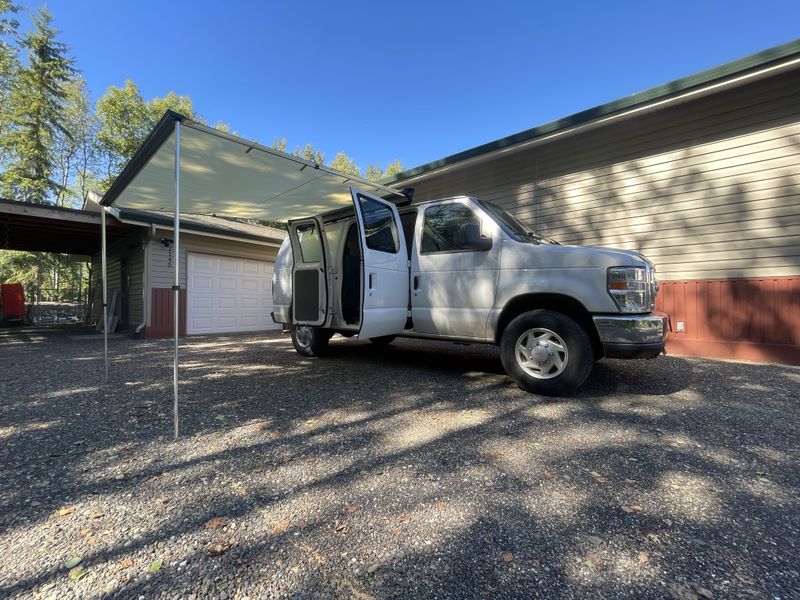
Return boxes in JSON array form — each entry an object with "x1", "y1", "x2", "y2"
[{"x1": 459, "y1": 222, "x2": 492, "y2": 251}]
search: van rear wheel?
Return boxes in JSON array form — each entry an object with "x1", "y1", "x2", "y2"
[
  {"x1": 291, "y1": 325, "x2": 331, "y2": 357},
  {"x1": 500, "y1": 309, "x2": 593, "y2": 396}
]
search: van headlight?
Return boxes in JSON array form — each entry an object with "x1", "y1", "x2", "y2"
[{"x1": 607, "y1": 266, "x2": 656, "y2": 313}]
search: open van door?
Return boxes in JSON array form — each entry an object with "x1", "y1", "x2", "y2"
[
  {"x1": 350, "y1": 187, "x2": 409, "y2": 339},
  {"x1": 287, "y1": 217, "x2": 327, "y2": 326}
]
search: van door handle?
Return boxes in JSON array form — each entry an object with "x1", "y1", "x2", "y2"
[
  {"x1": 368, "y1": 273, "x2": 374, "y2": 290},
  {"x1": 413, "y1": 275, "x2": 419, "y2": 290}
]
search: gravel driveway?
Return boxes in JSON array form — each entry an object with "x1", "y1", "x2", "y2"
[{"x1": 1, "y1": 325, "x2": 798, "y2": 600}]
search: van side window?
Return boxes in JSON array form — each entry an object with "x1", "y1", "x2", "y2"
[
  {"x1": 421, "y1": 203, "x2": 482, "y2": 253},
  {"x1": 358, "y1": 194, "x2": 399, "y2": 254}
]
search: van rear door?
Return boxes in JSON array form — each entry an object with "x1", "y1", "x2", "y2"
[
  {"x1": 350, "y1": 187, "x2": 409, "y2": 339},
  {"x1": 287, "y1": 217, "x2": 327, "y2": 326}
]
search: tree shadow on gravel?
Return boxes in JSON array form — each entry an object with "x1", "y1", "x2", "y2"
[{"x1": 1, "y1": 329, "x2": 798, "y2": 599}]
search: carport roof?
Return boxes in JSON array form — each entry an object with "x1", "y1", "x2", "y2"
[
  {"x1": 0, "y1": 198, "x2": 128, "y2": 255},
  {"x1": 100, "y1": 111, "x2": 407, "y2": 221}
]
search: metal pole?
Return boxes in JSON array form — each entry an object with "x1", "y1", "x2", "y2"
[
  {"x1": 173, "y1": 121, "x2": 181, "y2": 440},
  {"x1": 101, "y1": 206, "x2": 108, "y2": 383}
]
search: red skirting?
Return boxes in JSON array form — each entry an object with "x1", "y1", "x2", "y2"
[
  {"x1": 145, "y1": 288, "x2": 186, "y2": 338},
  {"x1": 656, "y1": 276, "x2": 800, "y2": 365}
]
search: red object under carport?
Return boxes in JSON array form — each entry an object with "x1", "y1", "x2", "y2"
[{"x1": 0, "y1": 283, "x2": 25, "y2": 324}]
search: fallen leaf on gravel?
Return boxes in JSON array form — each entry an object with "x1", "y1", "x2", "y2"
[
  {"x1": 68, "y1": 566, "x2": 87, "y2": 581},
  {"x1": 205, "y1": 517, "x2": 226, "y2": 529},
  {"x1": 399, "y1": 513, "x2": 411, "y2": 523},
  {"x1": 436, "y1": 502, "x2": 446, "y2": 512},
  {"x1": 85, "y1": 536, "x2": 99, "y2": 545},
  {"x1": 691, "y1": 584, "x2": 713, "y2": 599},
  {"x1": 646, "y1": 532, "x2": 662, "y2": 544},
  {"x1": 208, "y1": 541, "x2": 232, "y2": 557},
  {"x1": 585, "y1": 553, "x2": 602, "y2": 571},
  {"x1": 392, "y1": 527, "x2": 402, "y2": 536},
  {"x1": 346, "y1": 505, "x2": 357, "y2": 514},
  {"x1": 637, "y1": 552, "x2": 650, "y2": 565},
  {"x1": 334, "y1": 522, "x2": 349, "y2": 533},
  {"x1": 664, "y1": 519, "x2": 673, "y2": 527},
  {"x1": 502, "y1": 551, "x2": 514, "y2": 562},
  {"x1": 305, "y1": 456, "x2": 317, "y2": 463},
  {"x1": 482, "y1": 450, "x2": 504, "y2": 460},
  {"x1": 120, "y1": 558, "x2": 134, "y2": 569},
  {"x1": 589, "y1": 470, "x2": 602, "y2": 477},
  {"x1": 531, "y1": 559, "x2": 540, "y2": 569},
  {"x1": 214, "y1": 414, "x2": 226, "y2": 421},
  {"x1": 272, "y1": 519, "x2": 290, "y2": 535},
  {"x1": 593, "y1": 476, "x2": 607, "y2": 485},
  {"x1": 734, "y1": 572, "x2": 754, "y2": 585},
  {"x1": 367, "y1": 563, "x2": 380, "y2": 574},
  {"x1": 584, "y1": 535, "x2": 603, "y2": 546},
  {"x1": 57, "y1": 506, "x2": 75, "y2": 516},
  {"x1": 63, "y1": 557, "x2": 82, "y2": 569},
  {"x1": 625, "y1": 479, "x2": 638, "y2": 485},
  {"x1": 281, "y1": 453, "x2": 294, "y2": 464},
  {"x1": 543, "y1": 470, "x2": 556, "y2": 479},
  {"x1": 621, "y1": 504, "x2": 644, "y2": 513},
  {"x1": 88, "y1": 511, "x2": 103, "y2": 519},
  {"x1": 30, "y1": 500, "x2": 41, "y2": 507},
  {"x1": 147, "y1": 560, "x2": 162, "y2": 573}
]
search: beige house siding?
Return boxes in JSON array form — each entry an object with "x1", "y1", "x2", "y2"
[
  {"x1": 146, "y1": 230, "x2": 280, "y2": 327},
  {"x1": 398, "y1": 68, "x2": 800, "y2": 281}
]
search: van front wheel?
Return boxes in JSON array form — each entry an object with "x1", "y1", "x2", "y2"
[
  {"x1": 500, "y1": 310, "x2": 593, "y2": 396},
  {"x1": 291, "y1": 325, "x2": 331, "y2": 357}
]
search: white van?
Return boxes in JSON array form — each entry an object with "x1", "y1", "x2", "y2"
[{"x1": 272, "y1": 188, "x2": 667, "y2": 395}]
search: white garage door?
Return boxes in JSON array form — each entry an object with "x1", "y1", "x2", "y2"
[{"x1": 187, "y1": 253, "x2": 279, "y2": 334}]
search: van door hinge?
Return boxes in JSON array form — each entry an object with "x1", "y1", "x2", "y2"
[{"x1": 407, "y1": 259, "x2": 411, "y2": 268}]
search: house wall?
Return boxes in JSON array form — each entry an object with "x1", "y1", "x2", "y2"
[
  {"x1": 90, "y1": 230, "x2": 146, "y2": 333},
  {"x1": 394, "y1": 68, "x2": 800, "y2": 363},
  {"x1": 144, "y1": 230, "x2": 280, "y2": 337}
]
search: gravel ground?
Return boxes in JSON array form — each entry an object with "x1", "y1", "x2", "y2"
[{"x1": 0, "y1": 324, "x2": 798, "y2": 600}]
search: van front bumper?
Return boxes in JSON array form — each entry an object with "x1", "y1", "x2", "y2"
[{"x1": 593, "y1": 312, "x2": 668, "y2": 359}]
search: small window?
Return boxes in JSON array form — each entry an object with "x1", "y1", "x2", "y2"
[
  {"x1": 421, "y1": 203, "x2": 482, "y2": 253},
  {"x1": 358, "y1": 195, "x2": 399, "y2": 254},
  {"x1": 297, "y1": 222, "x2": 322, "y2": 263}
]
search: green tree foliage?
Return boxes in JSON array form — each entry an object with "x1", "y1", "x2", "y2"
[
  {"x1": 53, "y1": 77, "x2": 98, "y2": 207},
  {"x1": 329, "y1": 152, "x2": 360, "y2": 177},
  {"x1": 95, "y1": 80, "x2": 194, "y2": 188},
  {"x1": 0, "y1": 7, "x2": 74, "y2": 204},
  {"x1": 292, "y1": 143, "x2": 325, "y2": 166},
  {"x1": 0, "y1": 1, "x2": 20, "y2": 139},
  {"x1": 384, "y1": 159, "x2": 404, "y2": 178}
]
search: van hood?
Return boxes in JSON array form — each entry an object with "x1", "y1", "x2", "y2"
[{"x1": 502, "y1": 240, "x2": 652, "y2": 270}]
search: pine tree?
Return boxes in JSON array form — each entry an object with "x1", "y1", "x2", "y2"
[{"x1": 0, "y1": 8, "x2": 74, "y2": 204}]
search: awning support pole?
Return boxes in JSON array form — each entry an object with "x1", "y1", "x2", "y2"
[
  {"x1": 101, "y1": 206, "x2": 108, "y2": 383},
  {"x1": 173, "y1": 120, "x2": 181, "y2": 440}
]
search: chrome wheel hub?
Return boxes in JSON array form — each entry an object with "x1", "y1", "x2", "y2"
[
  {"x1": 514, "y1": 328, "x2": 569, "y2": 380},
  {"x1": 295, "y1": 325, "x2": 313, "y2": 348}
]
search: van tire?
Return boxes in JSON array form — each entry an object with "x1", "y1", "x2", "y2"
[
  {"x1": 500, "y1": 309, "x2": 593, "y2": 396},
  {"x1": 369, "y1": 335, "x2": 396, "y2": 346},
  {"x1": 291, "y1": 325, "x2": 331, "y2": 357}
]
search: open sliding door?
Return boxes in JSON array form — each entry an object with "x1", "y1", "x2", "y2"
[
  {"x1": 350, "y1": 187, "x2": 409, "y2": 339},
  {"x1": 288, "y1": 217, "x2": 327, "y2": 326}
]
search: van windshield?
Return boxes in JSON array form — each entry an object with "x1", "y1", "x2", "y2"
[{"x1": 477, "y1": 200, "x2": 557, "y2": 245}]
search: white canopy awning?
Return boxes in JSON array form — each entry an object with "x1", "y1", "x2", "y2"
[
  {"x1": 99, "y1": 111, "x2": 409, "y2": 439},
  {"x1": 101, "y1": 110, "x2": 406, "y2": 220}
]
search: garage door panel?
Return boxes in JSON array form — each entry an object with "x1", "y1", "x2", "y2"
[{"x1": 187, "y1": 252, "x2": 279, "y2": 335}]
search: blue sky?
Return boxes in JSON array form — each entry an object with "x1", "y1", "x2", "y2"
[{"x1": 13, "y1": 1, "x2": 800, "y2": 171}]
